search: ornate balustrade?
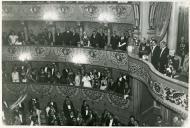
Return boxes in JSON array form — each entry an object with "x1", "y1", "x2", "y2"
[{"x1": 2, "y1": 46, "x2": 188, "y2": 118}]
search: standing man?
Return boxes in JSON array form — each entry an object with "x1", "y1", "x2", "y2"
[
  {"x1": 54, "y1": 28, "x2": 63, "y2": 46},
  {"x1": 63, "y1": 27, "x2": 73, "y2": 46},
  {"x1": 159, "y1": 41, "x2": 169, "y2": 74},
  {"x1": 151, "y1": 39, "x2": 161, "y2": 70},
  {"x1": 110, "y1": 31, "x2": 120, "y2": 50}
]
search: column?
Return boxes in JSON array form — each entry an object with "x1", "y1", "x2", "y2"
[
  {"x1": 139, "y1": 2, "x2": 150, "y2": 39},
  {"x1": 107, "y1": 24, "x2": 111, "y2": 49},
  {"x1": 23, "y1": 21, "x2": 28, "y2": 42},
  {"x1": 79, "y1": 22, "x2": 83, "y2": 41},
  {"x1": 130, "y1": 77, "x2": 143, "y2": 119},
  {"x1": 52, "y1": 24, "x2": 56, "y2": 44},
  {"x1": 168, "y1": 2, "x2": 180, "y2": 55}
]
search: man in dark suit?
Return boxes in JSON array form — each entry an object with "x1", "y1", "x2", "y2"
[
  {"x1": 63, "y1": 96, "x2": 75, "y2": 119},
  {"x1": 151, "y1": 39, "x2": 161, "y2": 70},
  {"x1": 110, "y1": 31, "x2": 120, "y2": 50},
  {"x1": 99, "y1": 31, "x2": 107, "y2": 49},
  {"x1": 90, "y1": 30, "x2": 101, "y2": 48},
  {"x1": 159, "y1": 41, "x2": 169, "y2": 74},
  {"x1": 105, "y1": 114, "x2": 117, "y2": 126},
  {"x1": 54, "y1": 28, "x2": 63, "y2": 46},
  {"x1": 62, "y1": 27, "x2": 73, "y2": 46},
  {"x1": 71, "y1": 29, "x2": 80, "y2": 47}
]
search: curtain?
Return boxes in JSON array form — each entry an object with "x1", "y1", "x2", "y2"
[{"x1": 177, "y1": 7, "x2": 189, "y2": 52}]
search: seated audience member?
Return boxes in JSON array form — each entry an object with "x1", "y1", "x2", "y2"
[
  {"x1": 178, "y1": 36, "x2": 188, "y2": 64},
  {"x1": 85, "y1": 110, "x2": 95, "y2": 126},
  {"x1": 38, "y1": 67, "x2": 46, "y2": 83},
  {"x1": 82, "y1": 73, "x2": 92, "y2": 88},
  {"x1": 182, "y1": 53, "x2": 189, "y2": 76},
  {"x1": 105, "y1": 114, "x2": 117, "y2": 126},
  {"x1": 158, "y1": 41, "x2": 169, "y2": 74},
  {"x1": 110, "y1": 31, "x2": 120, "y2": 50},
  {"x1": 63, "y1": 96, "x2": 75, "y2": 119},
  {"x1": 47, "y1": 104, "x2": 59, "y2": 125},
  {"x1": 100, "y1": 76, "x2": 108, "y2": 90},
  {"x1": 134, "y1": 120, "x2": 139, "y2": 126},
  {"x1": 18, "y1": 31, "x2": 25, "y2": 45},
  {"x1": 13, "y1": 102, "x2": 26, "y2": 125},
  {"x1": 81, "y1": 100, "x2": 88, "y2": 114},
  {"x1": 75, "y1": 72, "x2": 81, "y2": 86},
  {"x1": 12, "y1": 67, "x2": 20, "y2": 83},
  {"x1": 118, "y1": 33, "x2": 128, "y2": 51},
  {"x1": 45, "y1": 101, "x2": 58, "y2": 117},
  {"x1": 71, "y1": 29, "x2": 80, "y2": 46},
  {"x1": 172, "y1": 116, "x2": 184, "y2": 126},
  {"x1": 28, "y1": 29, "x2": 38, "y2": 45},
  {"x1": 54, "y1": 28, "x2": 63, "y2": 46},
  {"x1": 101, "y1": 109, "x2": 109, "y2": 125},
  {"x1": 55, "y1": 71, "x2": 62, "y2": 83},
  {"x1": 154, "y1": 115, "x2": 166, "y2": 126},
  {"x1": 124, "y1": 81, "x2": 131, "y2": 99},
  {"x1": 76, "y1": 112, "x2": 84, "y2": 126},
  {"x1": 46, "y1": 31, "x2": 53, "y2": 45},
  {"x1": 165, "y1": 56, "x2": 176, "y2": 78},
  {"x1": 28, "y1": 101, "x2": 41, "y2": 125},
  {"x1": 28, "y1": 68, "x2": 38, "y2": 82},
  {"x1": 20, "y1": 66, "x2": 27, "y2": 83},
  {"x1": 8, "y1": 31, "x2": 19, "y2": 45},
  {"x1": 80, "y1": 32, "x2": 90, "y2": 47},
  {"x1": 81, "y1": 105, "x2": 90, "y2": 123},
  {"x1": 171, "y1": 53, "x2": 182, "y2": 73},
  {"x1": 128, "y1": 115, "x2": 135, "y2": 126},
  {"x1": 151, "y1": 39, "x2": 161, "y2": 70}
]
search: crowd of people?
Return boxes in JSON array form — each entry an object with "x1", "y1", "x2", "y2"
[
  {"x1": 3, "y1": 62, "x2": 131, "y2": 98},
  {"x1": 3, "y1": 27, "x2": 188, "y2": 79},
  {"x1": 3, "y1": 96, "x2": 185, "y2": 126},
  {"x1": 3, "y1": 28, "x2": 134, "y2": 51},
  {"x1": 138, "y1": 37, "x2": 189, "y2": 79},
  {"x1": 3, "y1": 97, "x2": 140, "y2": 126}
]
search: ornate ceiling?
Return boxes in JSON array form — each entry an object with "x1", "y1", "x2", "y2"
[{"x1": 2, "y1": 2, "x2": 135, "y2": 24}]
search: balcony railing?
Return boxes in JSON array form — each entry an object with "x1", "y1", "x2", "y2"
[{"x1": 2, "y1": 45, "x2": 188, "y2": 117}]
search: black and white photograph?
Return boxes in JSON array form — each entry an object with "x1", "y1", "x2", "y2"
[{"x1": 1, "y1": 0, "x2": 189, "y2": 127}]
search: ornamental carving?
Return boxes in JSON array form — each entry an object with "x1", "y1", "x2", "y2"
[
  {"x1": 8, "y1": 46, "x2": 17, "y2": 55},
  {"x1": 2, "y1": 6, "x2": 12, "y2": 15},
  {"x1": 110, "y1": 5, "x2": 132, "y2": 18},
  {"x1": 81, "y1": 5, "x2": 99, "y2": 17},
  {"x1": 82, "y1": 88, "x2": 104, "y2": 102},
  {"x1": 30, "y1": 6, "x2": 41, "y2": 14},
  {"x1": 110, "y1": 52, "x2": 128, "y2": 65},
  {"x1": 30, "y1": 84, "x2": 54, "y2": 97},
  {"x1": 107, "y1": 93, "x2": 129, "y2": 109},
  {"x1": 56, "y1": 86, "x2": 79, "y2": 98},
  {"x1": 4, "y1": 83, "x2": 28, "y2": 95},
  {"x1": 150, "y1": 80, "x2": 188, "y2": 112}
]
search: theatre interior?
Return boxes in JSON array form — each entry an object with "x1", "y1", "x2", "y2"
[{"x1": 1, "y1": 1, "x2": 189, "y2": 126}]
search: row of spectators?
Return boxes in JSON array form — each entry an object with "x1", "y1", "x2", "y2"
[
  {"x1": 4, "y1": 62, "x2": 131, "y2": 98},
  {"x1": 3, "y1": 28, "x2": 134, "y2": 51},
  {"x1": 3, "y1": 96, "x2": 185, "y2": 126},
  {"x1": 138, "y1": 37, "x2": 189, "y2": 79}
]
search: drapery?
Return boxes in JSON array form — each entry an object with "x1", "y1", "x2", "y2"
[{"x1": 177, "y1": 7, "x2": 189, "y2": 52}]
